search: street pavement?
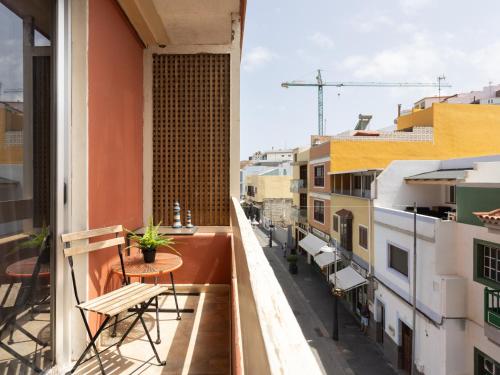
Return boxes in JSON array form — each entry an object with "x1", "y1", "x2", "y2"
[{"x1": 254, "y1": 227, "x2": 397, "y2": 375}]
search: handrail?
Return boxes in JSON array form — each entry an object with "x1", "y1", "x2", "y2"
[
  {"x1": 484, "y1": 287, "x2": 500, "y2": 329},
  {"x1": 230, "y1": 197, "x2": 322, "y2": 375}
]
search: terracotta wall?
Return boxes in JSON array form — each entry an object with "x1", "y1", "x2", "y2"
[{"x1": 87, "y1": 0, "x2": 143, "y2": 330}]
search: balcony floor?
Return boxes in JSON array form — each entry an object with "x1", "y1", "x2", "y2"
[{"x1": 75, "y1": 288, "x2": 230, "y2": 375}]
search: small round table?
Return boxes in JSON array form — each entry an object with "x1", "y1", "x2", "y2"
[
  {"x1": 6, "y1": 257, "x2": 50, "y2": 279},
  {"x1": 110, "y1": 252, "x2": 183, "y2": 343}
]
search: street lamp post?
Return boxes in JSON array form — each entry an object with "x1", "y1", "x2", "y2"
[{"x1": 269, "y1": 221, "x2": 275, "y2": 248}]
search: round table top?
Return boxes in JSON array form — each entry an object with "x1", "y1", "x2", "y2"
[
  {"x1": 111, "y1": 252, "x2": 183, "y2": 278},
  {"x1": 6, "y1": 256, "x2": 50, "y2": 278}
]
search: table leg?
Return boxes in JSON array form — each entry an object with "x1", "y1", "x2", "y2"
[
  {"x1": 170, "y1": 272, "x2": 181, "y2": 320},
  {"x1": 154, "y1": 276, "x2": 161, "y2": 344}
]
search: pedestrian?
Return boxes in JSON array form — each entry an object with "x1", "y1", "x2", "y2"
[{"x1": 360, "y1": 302, "x2": 370, "y2": 335}]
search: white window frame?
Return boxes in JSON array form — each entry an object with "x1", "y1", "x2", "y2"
[
  {"x1": 313, "y1": 199, "x2": 325, "y2": 224},
  {"x1": 358, "y1": 224, "x2": 368, "y2": 250},
  {"x1": 313, "y1": 164, "x2": 325, "y2": 188}
]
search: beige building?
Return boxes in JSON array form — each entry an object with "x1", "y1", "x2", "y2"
[{"x1": 246, "y1": 173, "x2": 293, "y2": 226}]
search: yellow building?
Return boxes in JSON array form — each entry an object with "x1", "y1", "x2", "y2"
[{"x1": 328, "y1": 102, "x2": 500, "y2": 310}]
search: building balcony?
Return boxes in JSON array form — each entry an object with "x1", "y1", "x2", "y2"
[
  {"x1": 290, "y1": 179, "x2": 307, "y2": 193},
  {"x1": 51, "y1": 198, "x2": 321, "y2": 375},
  {"x1": 484, "y1": 288, "x2": 500, "y2": 346},
  {"x1": 291, "y1": 206, "x2": 308, "y2": 224}
]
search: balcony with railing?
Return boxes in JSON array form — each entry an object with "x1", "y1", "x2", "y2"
[
  {"x1": 291, "y1": 206, "x2": 308, "y2": 224},
  {"x1": 484, "y1": 288, "x2": 500, "y2": 345},
  {"x1": 290, "y1": 179, "x2": 307, "y2": 193}
]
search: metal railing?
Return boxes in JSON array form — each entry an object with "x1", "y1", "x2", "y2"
[
  {"x1": 485, "y1": 287, "x2": 500, "y2": 329},
  {"x1": 290, "y1": 179, "x2": 307, "y2": 193}
]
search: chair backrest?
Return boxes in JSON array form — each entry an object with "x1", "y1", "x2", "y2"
[
  {"x1": 61, "y1": 225, "x2": 127, "y2": 305},
  {"x1": 61, "y1": 225, "x2": 124, "y2": 257}
]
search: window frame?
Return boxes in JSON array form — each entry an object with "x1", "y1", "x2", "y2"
[
  {"x1": 313, "y1": 199, "x2": 325, "y2": 224},
  {"x1": 359, "y1": 225, "x2": 368, "y2": 249},
  {"x1": 387, "y1": 243, "x2": 409, "y2": 278},
  {"x1": 313, "y1": 165, "x2": 325, "y2": 187},
  {"x1": 447, "y1": 185, "x2": 456, "y2": 204},
  {"x1": 333, "y1": 214, "x2": 339, "y2": 232},
  {"x1": 474, "y1": 347, "x2": 500, "y2": 375},
  {"x1": 473, "y1": 238, "x2": 500, "y2": 289}
]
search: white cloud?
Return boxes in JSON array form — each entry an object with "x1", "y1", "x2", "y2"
[
  {"x1": 308, "y1": 32, "x2": 334, "y2": 49},
  {"x1": 399, "y1": 0, "x2": 432, "y2": 13},
  {"x1": 354, "y1": 14, "x2": 394, "y2": 33},
  {"x1": 340, "y1": 33, "x2": 445, "y2": 81},
  {"x1": 470, "y1": 41, "x2": 500, "y2": 83},
  {"x1": 242, "y1": 46, "x2": 277, "y2": 72}
]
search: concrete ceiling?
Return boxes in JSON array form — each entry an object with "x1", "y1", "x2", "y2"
[{"x1": 118, "y1": 0, "x2": 243, "y2": 47}]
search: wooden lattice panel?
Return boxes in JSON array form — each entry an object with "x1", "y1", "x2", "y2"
[{"x1": 152, "y1": 54, "x2": 230, "y2": 226}]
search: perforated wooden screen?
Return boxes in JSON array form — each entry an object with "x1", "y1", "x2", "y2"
[{"x1": 152, "y1": 54, "x2": 230, "y2": 226}]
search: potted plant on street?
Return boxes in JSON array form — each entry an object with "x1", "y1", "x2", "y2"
[
  {"x1": 127, "y1": 219, "x2": 178, "y2": 263},
  {"x1": 287, "y1": 251, "x2": 298, "y2": 274}
]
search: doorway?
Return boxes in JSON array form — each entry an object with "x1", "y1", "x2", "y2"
[
  {"x1": 376, "y1": 301, "x2": 385, "y2": 344},
  {"x1": 400, "y1": 321, "x2": 413, "y2": 373}
]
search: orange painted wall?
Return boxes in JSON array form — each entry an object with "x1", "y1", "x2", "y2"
[
  {"x1": 156, "y1": 233, "x2": 232, "y2": 285},
  {"x1": 87, "y1": 0, "x2": 144, "y2": 331}
]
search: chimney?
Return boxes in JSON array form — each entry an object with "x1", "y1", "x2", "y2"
[{"x1": 397, "y1": 104, "x2": 402, "y2": 117}]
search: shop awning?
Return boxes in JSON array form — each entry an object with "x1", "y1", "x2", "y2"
[
  {"x1": 329, "y1": 266, "x2": 367, "y2": 292},
  {"x1": 298, "y1": 233, "x2": 327, "y2": 257},
  {"x1": 314, "y1": 251, "x2": 341, "y2": 268}
]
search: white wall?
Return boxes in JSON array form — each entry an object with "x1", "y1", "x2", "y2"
[
  {"x1": 374, "y1": 160, "x2": 442, "y2": 208},
  {"x1": 455, "y1": 222, "x2": 500, "y2": 373}
]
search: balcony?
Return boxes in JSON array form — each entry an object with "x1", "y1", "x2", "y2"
[
  {"x1": 290, "y1": 179, "x2": 307, "y2": 193},
  {"x1": 291, "y1": 206, "x2": 308, "y2": 224},
  {"x1": 484, "y1": 288, "x2": 500, "y2": 345},
  {"x1": 61, "y1": 198, "x2": 322, "y2": 375}
]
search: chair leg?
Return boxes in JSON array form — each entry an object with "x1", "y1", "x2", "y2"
[
  {"x1": 12, "y1": 321, "x2": 47, "y2": 346},
  {"x1": 72, "y1": 313, "x2": 110, "y2": 375},
  {"x1": 139, "y1": 314, "x2": 166, "y2": 366},
  {"x1": 0, "y1": 340, "x2": 42, "y2": 373},
  {"x1": 110, "y1": 314, "x2": 119, "y2": 338},
  {"x1": 170, "y1": 272, "x2": 181, "y2": 320},
  {"x1": 116, "y1": 299, "x2": 153, "y2": 347},
  {"x1": 154, "y1": 276, "x2": 161, "y2": 344}
]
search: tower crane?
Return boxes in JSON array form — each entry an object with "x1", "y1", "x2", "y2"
[{"x1": 281, "y1": 69, "x2": 451, "y2": 135}]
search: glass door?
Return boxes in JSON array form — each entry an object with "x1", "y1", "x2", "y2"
[{"x1": 0, "y1": 1, "x2": 55, "y2": 372}]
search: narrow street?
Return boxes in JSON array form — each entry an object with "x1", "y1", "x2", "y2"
[{"x1": 254, "y1": 227, "x2": 397, "y2": 375}]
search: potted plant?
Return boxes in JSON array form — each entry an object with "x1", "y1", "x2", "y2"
[
  {"x1": 287, "y1": 252, "x2": 298, "y2": 274},
  {"x1": 17, "y1": 225, "x2": 50, "y2": 263},
  {"x1": 127, "y1": 219, "x2": 178, "y2": 263}
]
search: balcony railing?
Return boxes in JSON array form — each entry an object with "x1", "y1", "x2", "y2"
[
  {"x1": 230, "y1": 197, "x2": 322, "y2": 374},
  {"x1": 291, "y1": 207, "x2": 308, "y2": 224},
  {"x1": 485, "y1": 288, "x2": 500, "y2": 329},
  {"x1": 290, "y1": 179, "x2": 307, "y2": 193}
]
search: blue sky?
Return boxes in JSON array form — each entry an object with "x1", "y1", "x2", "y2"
[{"x1": 240, "y1": 0, "x2": 500, "y2": 158}]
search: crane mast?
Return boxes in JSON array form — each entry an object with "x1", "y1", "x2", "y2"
[{"x1": 281, "y1": 69, "x2": 451, "y2": 136}]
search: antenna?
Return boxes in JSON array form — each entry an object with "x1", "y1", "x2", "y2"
[{"x1": 437, "y1": 75, "x2": 446, "y2": 101}]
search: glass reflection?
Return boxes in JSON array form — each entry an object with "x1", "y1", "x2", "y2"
[{"x1": 0, "y1": 1, "x2": 53, "y2": 372}]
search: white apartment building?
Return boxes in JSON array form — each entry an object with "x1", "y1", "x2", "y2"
[{"x1": 372, "y1": 155, "x2": 500, "y2": 375}]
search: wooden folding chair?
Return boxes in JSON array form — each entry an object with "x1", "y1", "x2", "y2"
[{"x1": 61, "y1": 225, "x2": 167, "y2": 374}]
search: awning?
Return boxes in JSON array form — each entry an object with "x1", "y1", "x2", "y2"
[
  {"x1": 404, "y1": 169, "x2": 469, "y2": 185},
  {"x1": 298, "y1": 233, "x2": 327, "y2": 257},
  {"x1": 329, "y1": 266, "x2": 367, "y2": 292},
  {"x1": 314, "y1": 251, "x2": 341, "y2": 268}
]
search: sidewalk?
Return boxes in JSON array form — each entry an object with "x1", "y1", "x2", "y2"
[{"x1": 254, "y1": 227, "x2": 397, "y2": 375}]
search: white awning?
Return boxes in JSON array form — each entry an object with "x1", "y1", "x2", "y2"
[
  {"x1": 314, "y1": 251, "x2": 341, "y2": 268},
  {"x1": 298, "y1": 234, "x2": 327, "y2": 257},
  {"x1": 329, "y1": 266, "x2": 367, "y2": 292}
]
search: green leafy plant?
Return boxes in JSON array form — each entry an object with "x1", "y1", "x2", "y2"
[
  {"x1": 18, "y1": 225, "x2": 50, "y2": 250},
  {"x1": 286, "y1": 254, "x2": 298, "y2": 263},
  {"x1": 127, "y1": 218, "x2": 180, "y2": 256}
]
